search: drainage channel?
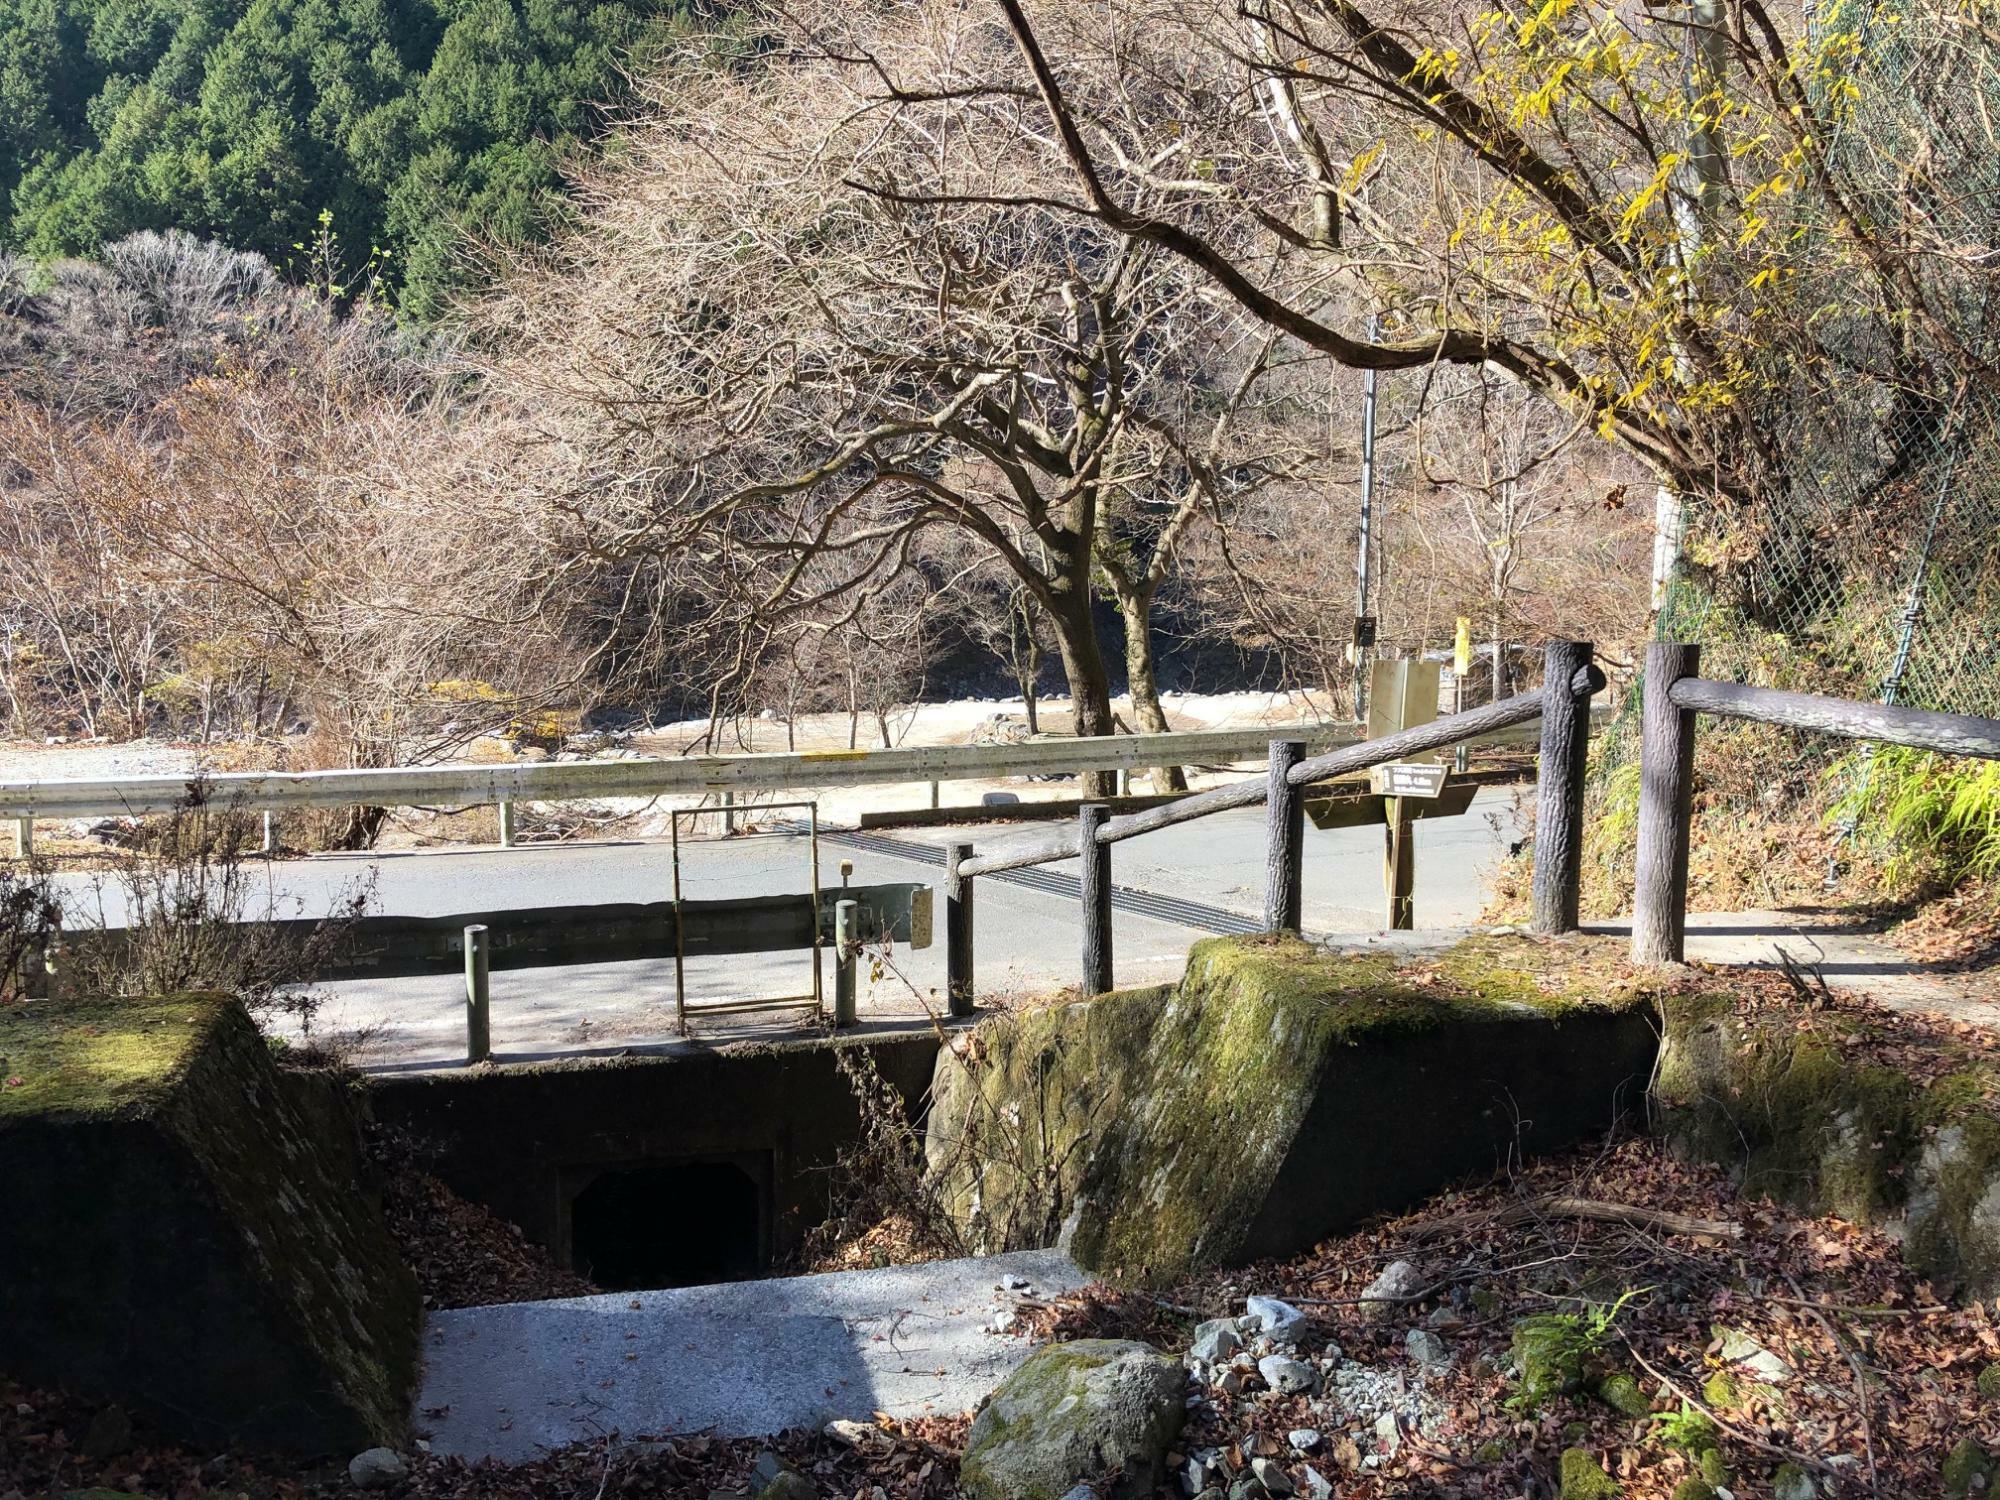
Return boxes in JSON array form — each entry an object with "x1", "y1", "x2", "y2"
[{"x1": 793, "y1": 823, "x2": 1268, "y2": 938}]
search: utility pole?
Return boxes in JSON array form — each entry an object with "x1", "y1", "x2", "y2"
[{"x1": 1352, "y1": 311, "x2": 1380, "y2": 722}]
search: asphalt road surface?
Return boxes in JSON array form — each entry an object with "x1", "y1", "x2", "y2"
[{"x1": 154, "y1": 785, "x2": 1526, "y2": 1069}]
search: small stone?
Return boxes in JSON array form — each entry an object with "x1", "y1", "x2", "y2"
[
  {"x1": 1771, "y1": 1462, "x2": 1815, "y2": 1500},
  {"x1": 1243, "y1": 1296, "x2": 1309, "y2": 1346},
  {"x1": 1423, "y1": 1306, "x2": 1465, "y2": 1331},
  {"x1": 81, "y1": 1406, "x2": 132, "y2": 1461},
  {"x1": 1250, "y1": 1457, "x2": 1294, "y2": 1495},
  {"x1": 1302, "y1": 1470, "x2": 1334, "y2": 1500},
  {"x1": 1258, "y1": 1355, "x2": 1317, "y2": 1395},
  {"x1": 1373, "y1": 1412, "x2": 1400, "y2": 1456},
  {"x1": 1715, "y1": 1327, "x2": 1793, "y2": 1385},
  {"x1": 1216, "y1": 1369, "x2": 1247, "y2": 1396},
  {"x1": 823, "y1": 1420, "x2": 873, "y2": 1447},
  {"x1": 347, "y1": 1449, "x2": 407, "y2": 1490},
  {"x1": 756, "y1": 1478, "x2": 816, "y2": 1500},
  {"x1": 988, "y1": 1308, "x2": 1017, "y2": 1334},
  {"x1": 1287, "y1": 1429, "x2": 1321, "y2": 1452},
  {"x1": 13, "y1": 1402, "x2": 31, "y2": 1417},
  {"x1": 1357, "y1": 1260, "x2": 1426, "y2": 1323},
  {"x1": 1058, "y1": 1488, "x2": 1095, "y2": 1500},
  {"x1": 1004, "y1": 1275, "x2": 1032, "y2": 1291},
  {"x1": 1404, "y1": 1329, "x2": 1449, "y2": 1369},
  {"x1": 1190, "y1": 1318, "x2": 1244, "y2": 1364}
]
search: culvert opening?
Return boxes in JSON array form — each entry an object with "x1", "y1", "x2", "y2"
[{"x1": 568, "y1": 1160, "x2": 766, "y2": 1289}]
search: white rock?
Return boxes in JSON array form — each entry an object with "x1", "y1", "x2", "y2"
[
  {"x1": 1243, "y1": 1295, "x2": 1310, "y2": 1345},
  {"x1": 1258, "y1": 1354, "x2": 1318, "y2": 1396},
  {"x1": 1287, "y1": 1428, "x2": 1322, "y2": 1451},
  {"x1": 1189, "y1": 1317, "x2": 1243, "y2": 1364},
  {"x1": 1374, "y1": 1411, "x2": 1401, "y2": 1456},
  {"x1": 1357, "y1": 1260, "x2": 1426, "y2": 1323},
  {"x1": 348, "y1": 1448, "x2": 407, "y2": 1489}
]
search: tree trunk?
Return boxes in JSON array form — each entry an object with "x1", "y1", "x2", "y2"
[
  {"x1": 1046, "y1": 588, "x2": 1116, "y2": 799},
  {"x1": 1115, "y1": 589, "x2": 1188, "y2": 792}
]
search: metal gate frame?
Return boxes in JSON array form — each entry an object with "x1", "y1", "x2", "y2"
[{"x1": 669, "y1": 800, "x2": 823, "y2": 1029}]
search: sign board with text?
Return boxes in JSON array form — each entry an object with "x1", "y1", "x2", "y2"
[{"x1": 1369, "y1": 761, "x2": 1450, "y2": 799}]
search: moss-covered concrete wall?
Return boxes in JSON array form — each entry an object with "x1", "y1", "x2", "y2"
[
  {"x1": 927, "y1": 934, "x2": 1662, "y2": 1286},
  {"x1": 1657, "y1": 994, "x2": 2000, "y2": 1296},
  {"x1": 0, "y1": 997, "x2": 421, "y2": 1453}
]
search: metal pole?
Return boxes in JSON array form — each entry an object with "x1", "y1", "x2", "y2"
[
  {"x1": 1264, "y1": 740, "x2": 1306, "y2": 932},
  {"x1": 1531, "y1": 642, "x2": 1594, "y2": 935},
  {"x1": 1078, "y1": 803, "x2": 1113, "y2": 996},
  {"x1": 262, "y1": 810, "x2": 275, "y2": 855},
  {"x1": 833, "y1": 898, "x2": 859, "y2": 1028},
  {"x1": 497, "y1": 800, "x2": 515, "y2": 848},
  {"x1": 929, "y1": 780, "x2": 940, "y2": 811},
  {"x1": 464, "y1": 924, "x2": 491, "y2": 1065},
  {"x1": 1633, "y1": 643, "x2": 1701, "y2": 964},
  {"x1": 1353, "y1": 311, "x2": 1380, "y2": 723},
  {"x1": 723, "y1": 789, "x2": 736, "y2": 834},
  {"x1": 945, "y1": 841, "x2": 976, "y2": 1017}
]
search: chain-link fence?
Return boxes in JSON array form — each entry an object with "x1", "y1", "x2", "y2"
[{"x1": 1577, "y1": 2, "x2": 2000, "y2": 907}]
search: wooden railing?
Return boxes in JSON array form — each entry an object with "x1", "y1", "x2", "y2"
[
  {"x1": 1631, "y1": 642, "x2": 2000, "y2": 964},
  {"x1": 939, "y1": 643, "x2": 1608, "y2": 1013}
]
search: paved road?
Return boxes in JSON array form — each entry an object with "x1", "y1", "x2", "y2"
[{"x1": 161, "y1": 786, "x2": 1526, "y2": 1068}]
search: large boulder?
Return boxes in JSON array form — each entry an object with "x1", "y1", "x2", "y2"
[
  {"x1": 0, "y1": 996, "x2": 420, "y2": 1452},
  {"x1": 958, "y1": 1339, "x2": 1183, "y2": 1500},
  {"x1": 927, "y1": 933, "x2": 1660, "y2": 1284}
]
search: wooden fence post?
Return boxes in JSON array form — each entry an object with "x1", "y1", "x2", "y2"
[
  {"x1": 833, "y1": 898, "x2": 859, "y2": 1027},
  {"x1": 12, "y1": 816, "x2": 30, "y2": 860},
  {"x1": 1079, "y1": 803, "x2": 1112, "y2": 996},
  {"x1": 1265, "y1": 739, "x2": 1306, "y2": 932},
  {"x1": 1633, "y1": 642, "x2": 1701, "y2": 964},
  {"x1": 1531, "y1": 640, "x2": 1594, "y2": 935},
  {"x1": 945, "y1": 841, "x2": 976, "y2": 1016},
  {"x1": 464, "y1": 924, "x2": 491, "y2": 1064}
]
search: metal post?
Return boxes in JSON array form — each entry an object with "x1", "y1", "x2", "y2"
[
  {"x1": 1079, "y1": 803, "x2": 1112, "y2": 996},
  {"x1": 928, "y1": 780, "x2": 940, "y2": 811},
  {"x1": 1264, "y1": 740, "x2": 1306, "y2": 932},
  {"x1": 464, "y1": 924, "x2": 491, "y2": 1064},
  {"x1": 12, "y1": 816, "x2": 30, "y2": 860},
  {"x1": 262, "y1": 811, "x2": 276, "y2": 855},
  {"x1": 497, "y1": 801, "x2": 515, "y2": 848},
  {"x1": 1531, "y1": 641, "x2": 1594, "y2": 935},
  {"x1": 724, "y1": 789, "x2": 736, "y2": 833},
  {"x1": 945, "y1": 841, "x2": 976, "y2": 1017},
  {"x1": 833, "y1": 898, "x2": 859, "y2": 1028},
  {"x1": 1633, "y1": 642, "x2": 1701, "y2": 964}
]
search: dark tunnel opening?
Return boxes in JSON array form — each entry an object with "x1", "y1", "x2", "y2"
[{"x1": 568, "y1": 1159, "x2": 766, "y2": 1290}]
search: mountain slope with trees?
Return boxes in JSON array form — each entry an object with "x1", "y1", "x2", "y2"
[{"x1": 0, "y1": 0, "x2": 699, "y2": 315}]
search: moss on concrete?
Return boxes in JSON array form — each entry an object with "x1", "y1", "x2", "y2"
[
  {"x1": 0, "y1": 997, "x2": 419, "y2": 1452},
  {"x1": 928, "y1": 934, "x2": 1658, "y2": 1285},
  {"x1": 0, "y1": 996, "x2": 218, "y2": 1120},
  {"x1": 1656, "y1": 992, "x2": 2000, "y2": 1296}
]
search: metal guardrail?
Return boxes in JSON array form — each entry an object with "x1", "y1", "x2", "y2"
[{"x1": 0, "y1": 722, "x2": 1361, "y2": 824}]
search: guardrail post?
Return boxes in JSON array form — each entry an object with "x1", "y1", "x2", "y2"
[
  {"x1": 1531, "y1": 640, "x2": 1594, "y2": 935},
  {"x1": 1079, "y1": 803, "x2": 1112, "y2": 996},
  {"x1": 1265, "y1": 739, "x2": 1306, "y2": 932},
  {"x1": 12, "y1": 816, "x2": 30, "y2": 860},
  {"x1": 945, "y1": 842, "x2": 976, "y2": 1016},
  {"x1": 464, "y1": 924, "x2": 491, "y2": 1064},
  {"x1": 1634, "y1": 642, "x2": 1701, "y2": 964},
  {"x1": 833, "y1": 898, "x2": 859, "y2": 1027},
  {"x1": 261, "y1": 811, "x2": 275, "y2": 855},
  {"x1": 723, "y1": 790, "x2": 736, "y2": 833},
  {"x1": 497, "y1": 801, "x2": 516, "y2": 848},
  {"x1": 929, "y1": 780, "x2": 940, "y2": 811}
]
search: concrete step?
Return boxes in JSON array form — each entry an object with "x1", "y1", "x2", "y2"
[{"x1": 415, "y1": 1249, "x2": 1087, "y2": 1463}]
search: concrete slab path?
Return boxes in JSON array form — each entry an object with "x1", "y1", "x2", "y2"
[{"x1": 415, "y1": 1249, "x2": 1087, "y2": 1463}]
